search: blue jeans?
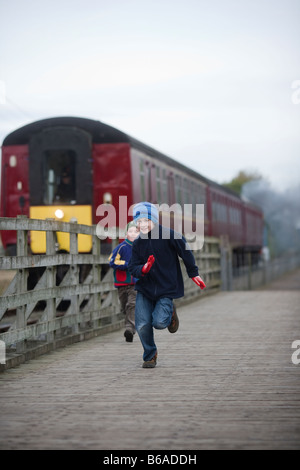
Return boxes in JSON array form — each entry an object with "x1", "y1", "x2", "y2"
[{"x1": 135, "y1": 292, "x2": 173, "y2": 361}]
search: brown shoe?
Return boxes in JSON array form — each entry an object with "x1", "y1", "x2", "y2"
[
  {"x1": 142, "y1": 352, "x2": 158, "y2": 369},
  {"x1": 168, "y1": 305, "x2": 179, "y2": 333}
]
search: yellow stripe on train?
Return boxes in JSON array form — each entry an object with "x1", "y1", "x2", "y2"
[{"x1": 29, "y1": 205, "x2": 93, "y2": 253}]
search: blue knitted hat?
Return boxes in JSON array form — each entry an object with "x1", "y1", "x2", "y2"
[{"x1": 133, "y1": 202, "x2": 159, "y2": 225}]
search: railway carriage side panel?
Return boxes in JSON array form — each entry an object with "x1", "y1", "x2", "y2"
[
  {"x1": 0, "y1": 144, "x2": 29, "y2": 251},
  {"x1": 92, "y1": 143, "x2": 133, "y2": 229}
]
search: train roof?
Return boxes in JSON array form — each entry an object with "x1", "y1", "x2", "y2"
[
  {"x1": 2, "y1": 116, "x2": 128, "y2": 146},
  {"x1": 2, "y1": 116, "x2": 256, "y2": 205}
]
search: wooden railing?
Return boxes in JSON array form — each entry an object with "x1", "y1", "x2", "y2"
[{"x1": 0, "y1": 216, "x2": 221, "y2": 370}]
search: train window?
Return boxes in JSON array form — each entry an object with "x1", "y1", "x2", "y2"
[
  {"x1": 183, "y1": 179, "x2": 189, "y2": 203},
  {"x1": 140, "y1": 159, "x2": 146, "y2": 200},
  {"x1": 161, "y1": 169, "x2": 168, "y2": 204},
  {"x1": 221, "y1": 204, "x2": 227, "y2": 222},
  {"x1": 156, "y1": 167, "x2": 162, "y2": 204},
  {"x1": 183, "y1": 178, "x2": 192, "y2": 214},
  {"x1": 212, "y1": 200, "x2": 227, "y2": 222},
  {"x1": 190, "y1": 182, "x2": 194, "y2": 203},
  {"x1": 197, "y1": 184, "x2": 206, "y2": 217},
  {"x1": 229, "y1": 206, "x2": 242, "y2": 225},
  {"x1": 44, "y1": 150, "x2": 76, "y2": 204},
  {"x1": 175, "y1": 175, "x2": 182, "y2": 205},
  {"x1": 212, "y1": 201, "x2": 217, "y2": 221}
]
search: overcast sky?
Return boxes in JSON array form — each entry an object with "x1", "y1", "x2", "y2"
[{"x1": 0, "y1": 0, "x2": 299, "y2": 191}]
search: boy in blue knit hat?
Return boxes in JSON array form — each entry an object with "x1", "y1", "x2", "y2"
[
  {"x1": 109, "y1": 221, "x2": 139, "y2": 342},
  {"x1": 128, "y1": 202, "x2": 206, "y2": 368}
]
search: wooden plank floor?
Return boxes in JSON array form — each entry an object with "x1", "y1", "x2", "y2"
[{"x1": 0, "y1": 275, "x2": 299, "y2": 449}]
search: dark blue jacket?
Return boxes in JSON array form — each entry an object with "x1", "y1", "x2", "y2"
[
  {"x1": 128, "y1": 224, "x2": 199, "y2": 300},
  {"x1": 109, "y1": 239, "x2": 137, "y2": 287}
]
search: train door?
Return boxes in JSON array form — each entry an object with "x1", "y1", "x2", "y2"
[{"x1": 28, "y1": 126, "x2": 93, "y2": 253}]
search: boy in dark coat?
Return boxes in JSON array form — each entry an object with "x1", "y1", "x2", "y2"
[
  {"x1": 128, "y1": 202, "x2": 206, "y2": 368},
  {"x1": 109, "y1": 221, "x2": 139, "y2": 342}
]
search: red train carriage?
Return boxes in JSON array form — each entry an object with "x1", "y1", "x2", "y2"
[
  {"x1": 1, "y1": 116, "x2": 264, "y2": 261},
  {"x1": 1, "y1": 117, "x2": 134, "y2": 254}
]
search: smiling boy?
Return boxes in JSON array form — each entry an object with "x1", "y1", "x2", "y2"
[{"x1": 128, "y1": 202, "x2": 206, "y2": 368}]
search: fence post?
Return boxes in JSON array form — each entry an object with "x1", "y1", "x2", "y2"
[
  {"x1": 16, "y1": 215, "x2": 28, "y2": 353},
  {"x1": 0, "y1": 339, "x2": 6, "y2": 364},
  {"x1": 46, "y1": 219, "x2": 57, "y2": 344},
  {"x1": 220, "y1": 236, "x2": 232, "y2": 291},
  {"x1": 92, "y1": 233, "x2": 101, "y2": 329},
  {"x1": 248, "y1": 252, "x2": 252, "y2": 290},
  {"x1": 69, "y1": 229, "x2": 79, "y2": 333}
]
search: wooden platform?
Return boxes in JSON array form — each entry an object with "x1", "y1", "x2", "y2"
[{"x1": 0, "y1": 279, "x2": 299, "y2": 449}]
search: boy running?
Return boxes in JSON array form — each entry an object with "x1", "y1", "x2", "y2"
[{"x1": 128, "y1": 202, "x2": 206, "y2": 368}]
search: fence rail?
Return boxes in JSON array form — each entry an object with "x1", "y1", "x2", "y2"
[
  {"x1": 0, "y1": 216, "x2": 221, "y2": 370},
  {"x1": 231, "y1": 254, "x2": 300, "y2": 290}
]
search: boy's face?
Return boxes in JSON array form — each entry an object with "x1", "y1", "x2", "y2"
[
  {"x1": 127, "y1": 225, "x2": 139, "y2": 241},
  {"x1": 137, "y1": 218, "x2": 155, "y2": 234}
]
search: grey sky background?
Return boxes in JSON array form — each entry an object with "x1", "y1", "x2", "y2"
[{"x1": 1, "y1": 0, "x2": 299, "y2": 191}]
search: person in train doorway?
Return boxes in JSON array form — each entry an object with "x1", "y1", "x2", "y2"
[
  {"x1": 55, "y1": 167, "x2": 74, "y2": 202},
  {"x1": 109, "y1": 221, "x2": 139, "y2": 342},
  {"x1": 128, "y1": 202, "x2": 206, "y2": 368}
]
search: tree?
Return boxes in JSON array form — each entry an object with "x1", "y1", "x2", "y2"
[
  {"x1": 242, "y1": 178, "x2": 300, "y2": 256},
  {"x1": 223, "y1": 170, "x2": 262, "y2": 195}
]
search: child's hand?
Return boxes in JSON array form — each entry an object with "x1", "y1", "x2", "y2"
[
  {"x1": 192, "y1": 276, "x2": 206, "y2": 289},
  {"x1": 142, "y1": 255, "x2": 155, "y2": 274}
]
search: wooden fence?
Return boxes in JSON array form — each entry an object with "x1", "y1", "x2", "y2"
[{"x1": 0, "y1": 216, "x2": 221, "y2": 370}]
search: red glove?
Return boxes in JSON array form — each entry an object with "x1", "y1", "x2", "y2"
[
  {"x1": 192, "y1": 276, "x2": 206, "y2": 290},
  {"x1": 142, "y1": 255, "x2": 155, "y2": 274}
]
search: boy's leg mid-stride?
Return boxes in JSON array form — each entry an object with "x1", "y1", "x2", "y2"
[
  {"x1": 135, "y1": 293, "x2": 174, "y2": 368},
  {"x1": 128, "y1": 201, "x2": 206, "y2": 369}
]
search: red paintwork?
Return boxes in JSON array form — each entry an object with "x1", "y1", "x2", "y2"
[
  {"x1": 0, "y1": 144, "x2": 30, "y2": 248},
  {"x1": 206, "y1": 185, "x2": 263, "y2": 248},
  {"x1": 244, "y1": 204, "x2": 264, "y2": 246},
  {"x1": 92, "y1": 143, "x2": 133, "y2": 227}
]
